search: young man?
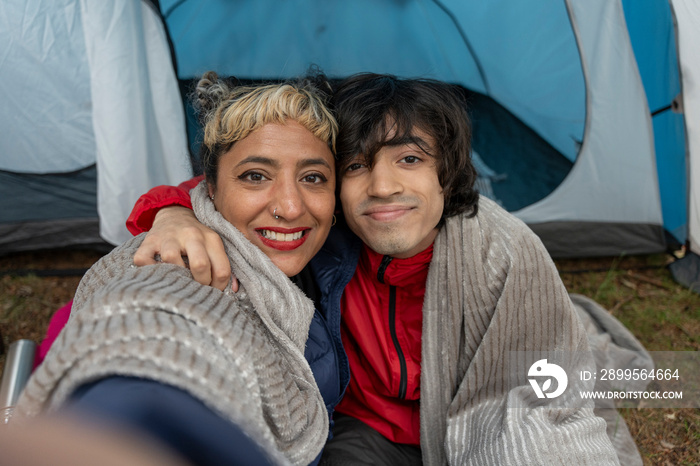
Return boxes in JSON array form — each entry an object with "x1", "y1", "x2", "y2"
[{"x1": 128, "y1": 74, "x2": 618, "y2": 465}]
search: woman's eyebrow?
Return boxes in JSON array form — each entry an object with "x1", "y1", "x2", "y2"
[
  {"x1": 236, "y1": 155, "x2": 278, "y2": 168},
  {"x1": 235, "y1": 156, "x2": 331, "y2": 170},
  {"x1": 297, "y1": 158, "x2": 332, "y2": 170}
]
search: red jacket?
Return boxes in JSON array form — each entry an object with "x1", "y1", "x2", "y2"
[{"x1": 336, "y1": 243, "x2": 431, "y2": 445}]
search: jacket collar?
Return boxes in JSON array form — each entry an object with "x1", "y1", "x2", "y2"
[{"x1": 361, "y1": 242, "x2": 434, "y2": 287}]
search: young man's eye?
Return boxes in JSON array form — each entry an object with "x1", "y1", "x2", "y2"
[
  {"x1": 402, "y1": 155, "x2": 421, "y2": 164},
  {"x1": 346, "y1": 162, "x2": 366, "y2": 172}
]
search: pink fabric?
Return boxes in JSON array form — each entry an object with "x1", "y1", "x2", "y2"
[{"x1": 35, "y1": 300, "x2": 72, "y2": 369}]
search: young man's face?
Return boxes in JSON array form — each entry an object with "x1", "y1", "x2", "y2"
[{"x1": 339, "y1": 127, "x2": 444, "y2": 258}]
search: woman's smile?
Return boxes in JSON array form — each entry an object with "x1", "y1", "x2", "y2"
[{"x1": 257, "y1": 227, "x2": 310, "y2": 250}]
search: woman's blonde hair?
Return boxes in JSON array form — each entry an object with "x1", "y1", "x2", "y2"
[{"x1": 195, "y1": 71, "x2": 338, "y2": 186}]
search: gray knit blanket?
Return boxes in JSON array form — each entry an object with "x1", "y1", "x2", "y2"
[
  {"x1": 15, "y1": 183, "x2": 328, "y2": 466},
  {"x1": 420, "y1": 196, "x2": 621, "y2": 465}
]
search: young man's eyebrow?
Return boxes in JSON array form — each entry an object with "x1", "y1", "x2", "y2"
[{"x1": 385, "y1": 135, "x2": 431, "y2": 151}]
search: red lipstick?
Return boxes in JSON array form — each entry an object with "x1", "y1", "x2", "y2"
[{"x1": 255, "y1": 227, "x2": 310, "y2": 251}]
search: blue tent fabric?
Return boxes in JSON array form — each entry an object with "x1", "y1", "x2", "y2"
[
  {"x1": 157, "y1": 0, "x2": 686, "y2": 259},
  {"x1": 623, "y1": 0, "x2": 687, "y2": 244},
  {"x1": 162, "y1": 0, "x2": 586, "y2": 163},
  {"x1": 467, "y1": 91, "x2": 573, "y2": 211}
]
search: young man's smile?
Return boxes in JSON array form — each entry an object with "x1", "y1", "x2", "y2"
[{"x1": 362, "y1": 203, "x2": 415, "y2": 222}]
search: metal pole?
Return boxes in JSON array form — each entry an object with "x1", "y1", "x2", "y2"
[{"x1": 1, "y1": 340, "x2": 37, "y2": 424}]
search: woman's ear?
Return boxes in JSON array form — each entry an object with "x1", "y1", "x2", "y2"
[{"x1": 208, "y1": 184, "x2": 215, "y2": 201}]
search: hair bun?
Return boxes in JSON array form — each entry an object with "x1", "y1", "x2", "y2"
[
  {"x1": 299, "y1": 65, "x2": 333, "y2": 102},
  {"x1": 194, "y1": 71, "x2": 231, "y2": 123}
]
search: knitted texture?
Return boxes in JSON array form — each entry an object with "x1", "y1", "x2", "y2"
[
  {"x1": 419, "y1": 196, "x2": 619, "y2": 465},
  {"x1": 15, "y1": 183, "x2": 327, "y2": 466}
]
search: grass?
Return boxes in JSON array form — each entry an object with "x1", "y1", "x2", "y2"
[
  {"x1": 0, "y1": 249, "x2": 102, "y2": 374},
  {"x1": 556, "y1": 253, "x2": 700, "y2": 352},
  {"x1": 556, "y1": 253, "x2": 700, "y2": 464},
  {"x1": 1, "y1": 248, "x2": 699, "y2": 464}
]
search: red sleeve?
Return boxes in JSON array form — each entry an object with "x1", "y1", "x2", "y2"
[{"x1": 125, "y1": 175, "x2": 204, "y2": 235}]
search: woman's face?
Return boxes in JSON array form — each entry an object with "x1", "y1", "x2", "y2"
[{"x1": 211, "y1": 121, "x2": 335, "y2": 277}]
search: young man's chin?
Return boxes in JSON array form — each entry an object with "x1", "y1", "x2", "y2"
[{"x1": 364, "y1": 230, "x2": 438, "y2": 258}]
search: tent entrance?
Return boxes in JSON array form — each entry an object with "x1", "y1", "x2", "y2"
[{"x1": 466, "y1": 90, "x2": 574, "y2": 212}]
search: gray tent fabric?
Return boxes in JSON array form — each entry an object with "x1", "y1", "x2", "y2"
[
  {"x1": 0, "y1": 0, "x2": 192, "y2": 254},
  {"x1": 669, "y1": 253, "x2": 700, "y2": 293},
  {"x1": 0, "y1": 167, "x2": 112, "y2": 255},
  {"x1": 571, "y1": 293, "x2": 655, "y2": 466}
]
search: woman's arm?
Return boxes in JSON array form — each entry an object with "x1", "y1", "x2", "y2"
[
  {"x1": 127, "y1": 176, "x2": 233, "y2": 291},
  {"x1": 125, "y1": 176, "x2": 201, "y2": 235}
]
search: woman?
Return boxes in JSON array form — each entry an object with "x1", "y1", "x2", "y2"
[{"x1": 15, "y1": 72, "x2": 343, "y2": 466}]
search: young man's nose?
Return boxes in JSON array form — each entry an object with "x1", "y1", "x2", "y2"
[{"x1": 366, "y1": 161, "x2": 403, "y2": 198}]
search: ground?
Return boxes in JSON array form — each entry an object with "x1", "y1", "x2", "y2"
[{"x1": 1, "y1": 248, "x2": 698, "y2": 464}]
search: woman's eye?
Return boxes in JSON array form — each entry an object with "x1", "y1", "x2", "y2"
[
  {"x1": 240, "y1": 172, "x2": 267, "y2": 182},
  {"x1": 402, "y1": 155, "x2": 420, "y2": 164},
  {"x1": 302, "y1": 173, "x2": 327, "y2": 183}
]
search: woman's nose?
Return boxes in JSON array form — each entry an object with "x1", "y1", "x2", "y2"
[{"x1": 272, "y1": 179, "x2": 306, "y2": 220}]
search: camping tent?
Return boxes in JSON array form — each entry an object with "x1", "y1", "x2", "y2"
[
  {"x1": 2, "y1": 0, "x2": 699, "y2": 287},
  {"x1": 0, "y1": 0, "x2": 192, "y2": 253}
]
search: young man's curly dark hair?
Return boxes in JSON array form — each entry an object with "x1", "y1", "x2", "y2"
[{"x1": 332, "y1": 73, "x2": 479, "y2": 223}]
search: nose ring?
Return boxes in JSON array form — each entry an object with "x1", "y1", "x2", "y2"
[{"x1": 273, "y1": 208, "x2": 280, "y2": 219}]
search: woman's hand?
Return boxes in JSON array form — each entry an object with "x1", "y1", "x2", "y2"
[{"x1": 133, "y1": 206, "x2": 236, "y2": 291}]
